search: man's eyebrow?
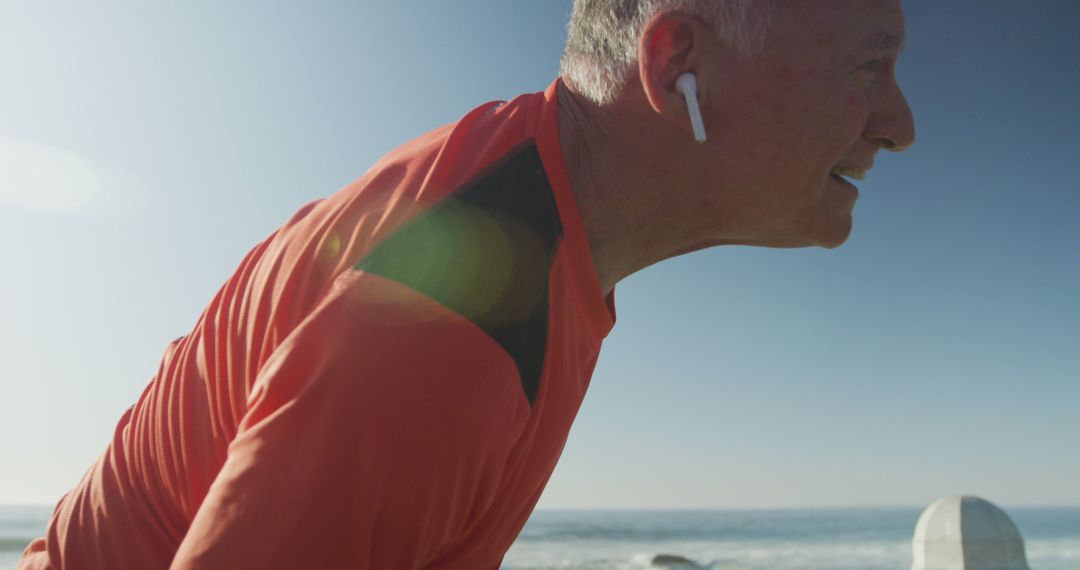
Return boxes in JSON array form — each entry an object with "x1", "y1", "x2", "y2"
[{"x1": 863, "y1": 32, "x2": 906, "y2": 54}]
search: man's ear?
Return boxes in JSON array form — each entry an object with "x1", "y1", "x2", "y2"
[{"x1": 638, "y1": 12, "x2": 711, "y2": 123}]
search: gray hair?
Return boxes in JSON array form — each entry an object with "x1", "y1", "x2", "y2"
[{"x1": 560, "y1": 0, "x2": 773, "y2": 105}]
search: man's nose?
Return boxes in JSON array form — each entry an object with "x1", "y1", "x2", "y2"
[{"x1": 866, "y1": 81, "x2": 916, "y2": 152}]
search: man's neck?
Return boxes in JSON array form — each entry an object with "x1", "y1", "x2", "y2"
[{"x1": 556, "y1": 80, "x2": 702, "y2": 297}]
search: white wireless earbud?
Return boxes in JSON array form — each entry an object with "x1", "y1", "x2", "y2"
[{"x1": 675, "y1": 72, "x2": 707, "y2": 143}]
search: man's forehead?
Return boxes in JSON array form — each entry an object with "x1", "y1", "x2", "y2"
[
  {"x1": 843, "y1": 0, "x2": 906, "y2": 47},
  {"x1": 808, "y1": 0, "x2": 907, "y2": 56}
]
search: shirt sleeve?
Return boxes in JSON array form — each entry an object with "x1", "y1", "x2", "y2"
[{"x1": 170, "y1": 270, "x2": 531, "y2": 569}]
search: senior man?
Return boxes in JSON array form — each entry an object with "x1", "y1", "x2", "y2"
[{"x1": 20, "y1": 0, "x2": 913, "y2": 568}]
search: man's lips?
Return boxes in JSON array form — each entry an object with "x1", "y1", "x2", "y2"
[
  {"x1": 829, "y1": 174, "x2": 857, "y2": 197},
  {"x1": 829, "y1": 164, "x2": 871, "y2": 191},
  {"x1": 830, "y1": 165, "x2": 870, "y2": 181}
]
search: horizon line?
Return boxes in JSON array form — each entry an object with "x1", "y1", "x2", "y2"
[{"x1": 7, "y1": 503, "x2": 1079, "y2": 510}]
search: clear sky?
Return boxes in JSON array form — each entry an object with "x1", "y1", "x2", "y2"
[{"x1": 1, "y1": 1, "x2": 1077, "y2": 509}]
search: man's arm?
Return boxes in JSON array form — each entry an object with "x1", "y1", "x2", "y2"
[{"x1": 170, "y1": 271, "x2": 530, "y2": 569}]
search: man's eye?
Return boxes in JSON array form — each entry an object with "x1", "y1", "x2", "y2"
[
  {"x1": 858, "y1": 59, "x2": 884, "y2": 73},
  {"x1": 852, "y1": 59, "x2": 885, "y2": 85}
]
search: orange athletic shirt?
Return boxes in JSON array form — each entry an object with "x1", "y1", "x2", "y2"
[{"x1": 19, "y1": 79, "x2": 616, "y2": 569}]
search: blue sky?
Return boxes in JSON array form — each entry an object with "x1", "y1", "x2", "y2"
[{"x1": 1, "y1": 1, "x2": 1077, "y2": 509}]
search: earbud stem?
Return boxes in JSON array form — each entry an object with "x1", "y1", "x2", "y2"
[{"x1": 676, "y1": 73, "x2": 707, "y2": 143}]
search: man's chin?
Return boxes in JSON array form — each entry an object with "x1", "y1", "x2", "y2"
[
  {"x1": 702, "y1": 212, "x2": 854, "y2": 250},
  {"x1": 763, "y1": 215, "x2": 854, "y2": 249},
  {"x1": 814, "y1": 216, "x2": 854, "y2": 249},
  {"x1": 767, "y1": 215, "x2": 853, "y2": 249}
]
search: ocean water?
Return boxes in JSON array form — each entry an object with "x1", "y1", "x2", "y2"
[
  {"x1": 1, "y1": 505, "x2": 49, "y2": 569},
  {"x1": 503, "y1": 508, "x2": 1080, "y2": 570},
  {"x1": 2, "y1": 506, "x2": 1077, "y2": 569}
]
